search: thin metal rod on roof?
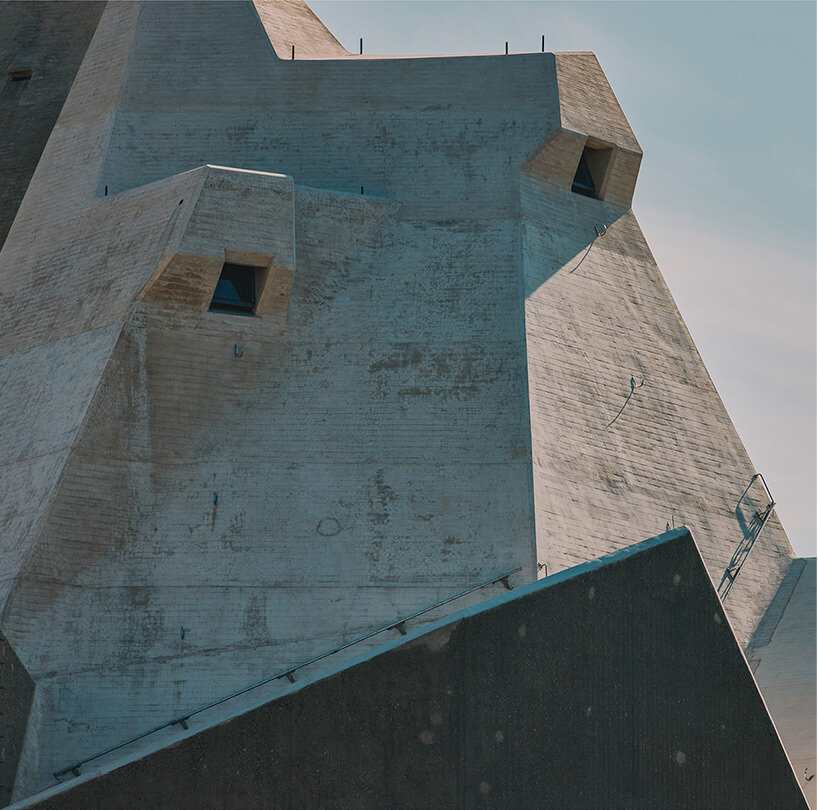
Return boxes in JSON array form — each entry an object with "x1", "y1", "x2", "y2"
[
  {"x1": 360, "y1": 37, "x2": 363, "y2": 55},
  {"x1": 505, "y1": 41, "x2": 509, "y2": 55},
  {"x1": 291, "y1": 44, "x2": 294, "y2": 60},
  {"x1": 542, "y1": 35, "x2": 545, "y2": 52}
]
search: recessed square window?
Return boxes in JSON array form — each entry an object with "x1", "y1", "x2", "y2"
[
  {"x1": 209, "y1": 263, "x2": 259, "y2": 315},
  {"x1": 571, "y1": 143, "x2": 613, "y2": 200}
]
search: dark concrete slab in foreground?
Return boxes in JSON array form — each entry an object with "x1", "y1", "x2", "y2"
[
  {"x1": 24, "y1": 529, "x2": 806, "y2": 810},
  {"x1": 0, "y1": 631, "x2": 34, "y2": 808}
]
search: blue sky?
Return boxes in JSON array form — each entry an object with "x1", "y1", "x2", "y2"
[{"x1": 311, "y1": 0, "x2": 816, "y2": 556}]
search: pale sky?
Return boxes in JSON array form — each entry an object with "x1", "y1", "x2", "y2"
[{"x1": 310, "y1": 0, "x2": 817, "y2": 556}]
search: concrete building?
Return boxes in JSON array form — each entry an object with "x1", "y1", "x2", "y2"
[{"x1": 0, "y1": 2, "x2": 812, "y2": 807}]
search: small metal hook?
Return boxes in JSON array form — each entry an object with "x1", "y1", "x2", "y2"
[
  {"x1": 234, "y1": 344, "x2": 244, "y2": 358},
  {"x1": 607, "y1": 375, "x2": 646, "y2": 428}
]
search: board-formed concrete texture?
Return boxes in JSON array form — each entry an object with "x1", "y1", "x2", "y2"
[
  {"x1": 0, "y1": 1, "x2": 106, "y2": 248},
  {"x1": 0, "y1": 0, "x2": 812, "y2": 804},
  {"x1": 11, "y1": 530, "x2": 809, "y2": 810}
]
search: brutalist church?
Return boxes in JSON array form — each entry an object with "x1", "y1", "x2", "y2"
[{"x1": 0, "y1": 2, "x2": 814, "y2": 808}]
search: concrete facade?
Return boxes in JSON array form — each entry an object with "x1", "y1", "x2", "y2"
[{"x1": 0, "y1": 1, "x2": 812, "y2": 805}]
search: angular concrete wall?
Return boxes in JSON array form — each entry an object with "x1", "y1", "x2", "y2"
[
  {"x1": 17, "y1": 530, "x2": 807, "y2": 810},
  {"x1": 0, "y1": 1, "x2": 105, "y2": 248},
  {"x1": 521, "y1": 165, "x2": 793, "y2": 646},
  {"x1": 2, "y1": 3, "x2": 540, "y2": 797},
  {"x1": 253, "y1": 0, "x2": 348, "y2": 59},
  {"x1": 5, "y1": 156, "x2": 535, "y2": 797},
  {"x1": 0, "y1": 0, "x2": 803, "y2": 802}
]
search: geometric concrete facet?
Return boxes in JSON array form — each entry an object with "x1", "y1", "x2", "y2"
[
  {"x1": 1, "y1": 1, "x2": 811, "y2": 805},
  {"x1": 18, "y1": 530, "x2": 807, "y2": 810},
  {"x1": 139, "y1": 166, "x2": 295, "y2": 316}
]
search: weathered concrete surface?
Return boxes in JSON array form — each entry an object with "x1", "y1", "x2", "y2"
[
  {"x1": 2, "y1": 3, "x2": 536, "y2": 796},
  {"x1": 6, "y1": 167, "x2": 535, "y2": 797},
  {"x1": 253, "y1": 0, "x2": 348, "y2": 59},
  {"x1": 15, "y1": 530, "x2": 808, "y2": 810},
  {"x1": 0, "y1": 1, "x2": 105, "y2": 249},
  {"x1": 552, "y1": 53, "x2": 642, "y2": 208},
  {"x1": 0, "y1": 632, "x2": 33, "y2": 809},
  {"x1": 521, "y1": 167, "x2": 794, "y2": 646},
  {"x1": 0, "y1": 0, "x2": 807, "y2": 801},
  {"x1": 747, "y1": 558, "x2": 817, "y2": 809}
]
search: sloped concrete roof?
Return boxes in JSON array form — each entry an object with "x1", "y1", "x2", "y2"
[
  {"x1": 253, "y1": 0, "x2": 348, "y2": 59},
  {"x1": 14, "y1": 529, "x2": 807, "y2": 810}
]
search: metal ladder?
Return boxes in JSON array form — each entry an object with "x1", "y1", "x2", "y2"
[{"x1": 719, "y1": 473, "x2": 776, "y2": 603}]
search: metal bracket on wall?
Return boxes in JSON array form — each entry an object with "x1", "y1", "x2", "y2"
[{"x1": 606, "y1": 375, "x2": 645, "y2": 428}]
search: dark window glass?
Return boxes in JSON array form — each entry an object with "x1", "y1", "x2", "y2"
[
  {"x1": 209, "y1": 263, "x2": 258, "y2": 314},
  {"x1": 571, "y1": 151, "x2": 596, "y2": 198}
]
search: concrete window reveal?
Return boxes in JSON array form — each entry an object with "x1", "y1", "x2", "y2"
[
  {"x1": 571, "y1": 142, "x2": 613, "y2": 200},
  {"x1": 209, "y1": 263, "x2": 260, "y2": 315},
  {"x1": 6, "y1": 67, "x2": 35, "y2": 82}
]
